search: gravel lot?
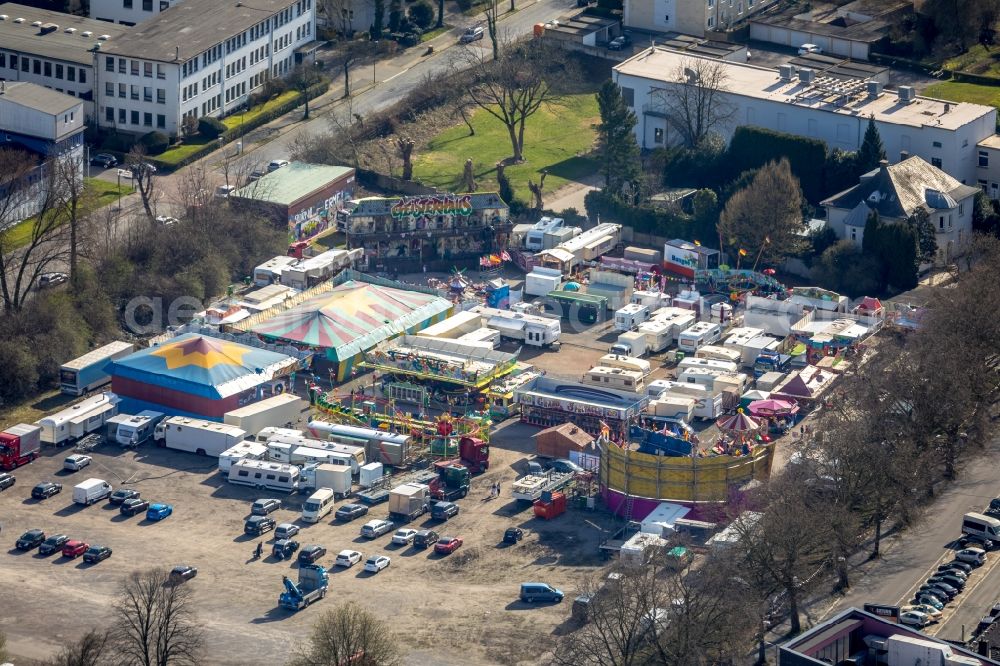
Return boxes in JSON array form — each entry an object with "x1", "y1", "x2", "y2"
[{"x1": 0, "y1": 414, "x2": 615, "y2": 666}]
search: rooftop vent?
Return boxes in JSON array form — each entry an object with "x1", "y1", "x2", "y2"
[
  {"x1": 898, "y1": 85, "x2": 915, "y2": 104},
  {"x1": 866, "y1": 80, "x2": 882, "y2": 99},
  {"x1": 64, "y1": 26, "x2": 76, "y2": 32},
  {"x1": 40, "y1": 22, "x2": 58, "y2": 34},
  {"x1": 0, "y1": 14, "x2": 8, "y2": 20},
  {"x1": 31, "y1": 19, "x2": 41, "y2": 26},
  {"x1": 798, "y1": 68, "x2": 815, "y2": 84},
  {"x1": 81, "y1": 30, "x2": 92, "y2": 36},
  {"x1": 13, "y1": 17, "x2": 24, "y2": 22},
  {"x1": 778, "y1": 64, "x2": 794, "y2": 81}
]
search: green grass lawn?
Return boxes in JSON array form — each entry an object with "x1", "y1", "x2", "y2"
[
  {"x1": 224, "y1": 90, "x2": 299, "y2": 130},
  {"x1": 923, "y1": 80, "x2": 1000, "y2": 108},
  {"x1": 2, "y1": 178, "x2": 134, "y2": 251},
  {"x1": 943, "y1": 45, "x2": 1000, "y2": 77},
  {"x1": 421, "y1": 24, "x2": 452, "y2": 42},
  {"x1": 412, "y1": 93, "x2": 599, "y2": 200}
]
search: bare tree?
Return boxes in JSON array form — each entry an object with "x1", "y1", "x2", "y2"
[
  {"x1": 290, "y1": 63, "x2": 324, "y2": 120},
  {"x1": 464, "y1": 40, "x2": 561, "y2": 163},
  {"x1": 111, "y1": 568, "x2": 204, "y2": 666},
  {"x1": 49, "y1": 150, "x2": 92, "y2": 282},
  {"x1": 319, "y1": 0, "x2": 369, "y2": 35},
  {"x1": 484, "y1": 0, "x2": 500, "y2": 59},
  {"x1": 527, "y1": 169, "x2": 547, "y2": 211},
  {"x1": 649, "y1": 57, "x2": 736, "y2": 148},
  {"x1": 395, "y1": 136, "x2": 415, "y2": 180},
  {"x1": 461, "y1": 158, "x2": 477, "y2": 191},
  {"x1": 288, "y1": 601, "x2": 401, "y2": 666},
  {"x1": 0, "y1": 149, "x2": 72, "y2": 312},
  {"x1": 125, "y1": 146, "x2": 157, "y2": 219},
  {"x1": 43, "y1": 630, "x2": 111, "y2": 666}
]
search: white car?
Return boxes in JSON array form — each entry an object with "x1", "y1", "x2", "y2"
[
  {"x1": 364, "y1": 554, "x2": 390, "y2": 573},
  {"x1": 902, "y1": 604, "x2": 942, "y2": 620},
  {"x1": 215, "y1": 185, "x2": 236, "y2": 198},
  {"x1": 63, "y1": 454, "x2": 92, "y2": 471},
  {"x1": 360, "y1": 519, "x2": 394, "y2": 539},
  {"x1": 798, "y1": 43, "x2": 822, "y2": 55},
  {"x1": 155, "y1": 216, "x2": 178, "y2": 226},
  {"x1": 267, "y1": 159, "x2": 289, "y2": 172},
  {"x1": 335, "y1": 549, "x2": 362, "y2": 568},
  {"x1": 899, "y1": 610, "x2": 931, "y2": 628},
  {"x1": 392, "y1": 528, "x2": 418, "y2": 545},
  {"x1": 956, "y1": 547, "x2": 987, "y2": 565}
]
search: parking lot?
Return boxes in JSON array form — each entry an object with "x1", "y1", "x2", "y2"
[{"x1": 0, "y1": 412, "x2": 619, "y2": 666}]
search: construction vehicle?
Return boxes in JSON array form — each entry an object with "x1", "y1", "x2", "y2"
[
  {"x1": 0, "y1": 424, "x2": 42, "y2": 471},
  {"x1": 511, "y1": 470, "x2": 574, "y2": 503},
  {"x1": 279, "y1": 565, "x2": 329, "y2": 611}
]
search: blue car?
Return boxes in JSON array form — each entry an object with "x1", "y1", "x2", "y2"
[
  {"x1": 146, "y1": 503, "x2": 173, "y2": 521},
  {"x1": 520, "y1": 583, "x2": 564, "y2": 603}
]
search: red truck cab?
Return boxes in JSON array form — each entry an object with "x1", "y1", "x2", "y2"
[
  {"x1": 288, "y1": 241, "x2": 310, "y2": 259},
  {"x1": 458, "y1": 437, "x2": 489, "y2": 474},
  {"x1": 0, "y1": 424, "x2": 42, "y2": 471}
]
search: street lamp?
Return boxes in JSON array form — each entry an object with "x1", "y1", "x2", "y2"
[
  {"x1": 116, "y1": 168, "x2": 122, "y2": 210},
  {"x1": 372, "y1": 40, "x2": 378, "y2": 84}
]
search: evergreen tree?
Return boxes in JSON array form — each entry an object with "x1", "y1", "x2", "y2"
[
  {"x1": 595, "y1": 80, "x2": 642, "y2": 196},
  {"x1": 908, "y1": 208, "x2": 938, "y2": 263},
  {"x1": 857, "y1": 116, "x2": 887, "y2": 175}
]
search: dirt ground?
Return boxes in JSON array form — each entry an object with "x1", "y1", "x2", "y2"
[{"x1": 0, "y1": 416, "x2": 618, "y2": 666}]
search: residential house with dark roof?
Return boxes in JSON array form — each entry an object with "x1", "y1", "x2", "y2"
[
  {"x1": 821, "y1": 155, "x2": 978, "y2": 266},
  {"x1": 345, "y1": 192, "x2": 512, "y2": 273}
]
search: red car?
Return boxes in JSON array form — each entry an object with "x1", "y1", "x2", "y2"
[
  {"x1": 434, "y1": 536, "x2": 463, "y2": 555},
  {"x1": 62, "y1": 540, "x2": 89, "y2": 558}
]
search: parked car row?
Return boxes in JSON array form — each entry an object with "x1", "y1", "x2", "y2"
[
  {"x1": 907, "y1": 548, "x2": 986, "y2": 626},
  {"x1": 14, "y1": 528, "x2": 112, "y2": 563}
]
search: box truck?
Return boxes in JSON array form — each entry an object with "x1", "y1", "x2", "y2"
[
  {"x1": 37, "y1": 392, "x2": 121, "y2": 446},
  {"x1": 300, "y1": 463, "x2": 352, "y2": 496},
  {"x1": 106, "y1": 411, "x2": 165, "y2": 448},
  {"x1": 223, "y1": 394, "x2": 304, "y2": 437},
  {"x1": 153, "y1": 417, "x2": 247, "y2": 457},
  {"x1": 59, "y1": 341, "x2": 135, "y2": 396},
  {"x1": 611, "y1": 330, "x2": 648, "y2": 357},
  {"x1": 219, "y1": 441, "x2": 268, "y2": 475},
  {"x1": 0, "y1": 424, "x2": 42, "y2": 470},
  {"x1": 389, "y1": 482, "x2": 431, "y2": 522}
]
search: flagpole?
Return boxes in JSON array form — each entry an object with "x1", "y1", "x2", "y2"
[{"x1": 751, "y1": 240, "x2": 767, "y2": 274}]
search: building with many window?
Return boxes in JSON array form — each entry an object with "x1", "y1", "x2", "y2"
[
  {"x1": 89, "y1": 0, "x2": 183, "y2": 27},
  {"x1": 0, "y1": 81, "x2": 86, "y2": 225},
  {"x1": 0, "y1": 4, "x2": 131, "y2": 119},
  {"x1": 95, "y1": 0, "x2": 315, "y2": 137},
  {"x1": 624, "y1": 0, "x2": 779, "y2": 37},
  {"x1": 612, "y1": 47, "x2": 997, "y2": 186}
]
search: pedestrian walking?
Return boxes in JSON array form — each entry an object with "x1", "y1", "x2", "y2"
[{"x1": 497, "y1": 481, "x2": 502, "y2": 496}]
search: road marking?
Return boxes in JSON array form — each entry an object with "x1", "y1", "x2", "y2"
[{"x1": 384, "y1": 71, "x2": 405, "y2": 83}]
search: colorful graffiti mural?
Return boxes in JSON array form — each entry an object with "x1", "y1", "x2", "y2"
[
  {"x1": 289, "y1": 190, "x2": 352, "y2": 243},
  {"x1": 390, "y1": 194, "x2": 474, "y2": 220}
]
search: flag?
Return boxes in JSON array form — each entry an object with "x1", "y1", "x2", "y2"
[
  {"x1": 693, "y1": 240, "x2": 701, "y2": 246},
  {"x1": 500, "y1": 250, "x2": 511, "y2": 261},
  {"x1": 738, "y1": 248, "x2": 748, "y2": 257}
]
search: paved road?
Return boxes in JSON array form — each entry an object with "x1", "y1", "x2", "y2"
[{"x1": 813, "y1": 437, "x2": 1000, "y2": 645}]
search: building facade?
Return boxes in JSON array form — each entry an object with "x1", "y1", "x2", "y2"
[
  {"x1": 612, "y1": 47, "x2": 997, "y2": 187},
  {"x1": 0, "y1": 4, "x2": 132, "y2": 120},
  {"x1": 624, "y1": 0, "x2": 778, "y2": 37},
  {"x1": 95, "y1": 0, "x2": 315, "y2": 137},
  {"x1": 345, "y1": 192, "x2": 512, "y2": 273},
  {"x1": 822, "y1": 156, "x2": 977, "y2": 267},
  {"x1": 0, "y1": 82, "x2": 86, "y2": 225},
  {"x1": 89, "y1": 0, "x2": 182, "y2": 26}
]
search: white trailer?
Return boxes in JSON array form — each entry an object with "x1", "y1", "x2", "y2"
[
  {"x1": 649, "y1": 310, "x2": 697, "y2": 342},
  {"x1": 256, "y1": 426, "x2": 303, "y2": 443},
  {"x1": 524, "y1": 267, "x2": 564, "y2": 297},
  {"x1": 37, "y1": 392, "x2": 121, "y2": 445},
  {"x1": 223, "y1": 394, "x2": 304, "y2": 437},
  {"x1": 694, "y1": 345, "x2": 742, "y2": 364},
  {"x1": 722, "y1": 327, "x2": 765, "y2": 365},
  {"x1": 263, "y1": 433, "x2": 364, "y2": 473},
  {"x1": 648, "y1": 396, "x2": 695, "y2": 422},
  {"x1": 647, "y1": 380, "x2": 723, "y2": 420},
  {"x1": 59, "y1": 341, "x2": 135, "y2": 396},
  {"x1": 582, "y1": 366, "x2": 645, "y2": 393},
  {"x1": 301, "y1": 463, "x2": 352, "y2": 495},
  {"x1": 525, "y1": 216, "x2": 566, "y2": 251},
  {"x1": 631, "y1": 290, "x2": 671, "y2": 310},
  {"x1": 597, "y1": 354, "x2": 652, "y2": 377},
  {"x1": 457, "y1": 327, "x2": 501, "y2": 349},
  {"x1": 677, "y1": 367, "x2": 730, "y2": 392},
  {"x1": 742, "y1": 335, "x2": 782, "y2": 369},
  {"x1": 267, "y1": 441, "x2": 293, "y2": 463},
  {"x1": 677, "y1": 322, "x2": 722, "y2": 354},
  {"x1": 637, "y1": 320, "x2": 673, "y2": 352},
  {"x1": 615, "y1": 303, "x2": 650, "y2": 332},
  {"x1": 228, "y1": 459, "x2": 300, "y2": 493},
  {"x1": 415, "y1": 310, "x2": 483, "y2": 341},
  {"x1": 106, "y1": 410, "x2": 165, "y2": 447},
  {"x1": 153, "y1": 417, "x2": 247, "y2": 457},
  {"x1": 677, "y1": 357, "x2": 739, "y2": 375},
  {"x1": 486, "y1": 312, "x2": 561, "y2": 347},
  {"x1": 219, "y1": 440, "x2": 268, "y2": 475}
]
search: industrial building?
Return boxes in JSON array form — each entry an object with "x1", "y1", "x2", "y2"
[
  {"x1": 95, "y1": 0, "x2": 316, "y2": 137},
  {"x1": 623, "y1": 0, "x2": 779, "y2": 37},
  {"x1": 228, "y1": 162, "x2": 355, "y2": 243},
  {"x1": 344, "y1": 192, "x2": 511, "y2": 273},
  {"x1": 246, "y1": 271, "x2": 453, "y2": 381},
  {"x1": 613, "y1": 47, "x2": 997, "y2": 186},
  {"x1": 0, "y1": 4, "x2": 131, "y2": 118},
  {"x1": 107, "y1": 333, "x2": 299, "y2": 419}
]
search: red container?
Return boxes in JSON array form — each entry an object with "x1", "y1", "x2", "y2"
[{"x1": 533, "y1": 491, "x2": 567, "y2": 520}]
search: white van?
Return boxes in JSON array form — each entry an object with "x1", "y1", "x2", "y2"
[
  {"x1": 677, "y1": 322, "x2": 722, "y2": 354},
  {"x1": 962, "y1": 512, "x2": 1000, "y2": 544},
  {"x1": 73, "y1": 478, "x2": 113, "y2": 506},
  {"x1": 302, "y1": 487, "x2": 336, "y2": 523}
]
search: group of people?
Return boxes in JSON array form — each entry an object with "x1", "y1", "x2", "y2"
[{"x1": 488, "y1": 481, "x2": 502, "y2": 498}]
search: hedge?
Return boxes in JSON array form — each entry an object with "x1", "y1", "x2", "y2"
[
  {"x1": 584, "y1": 189, "x2": 715, "y2": 240},
  {"x1": 726, "y1": 126, "x2": 826, "y2": 204},
  {"x1": 145, "y1": 78, "x2": 330, "y2": 172}
]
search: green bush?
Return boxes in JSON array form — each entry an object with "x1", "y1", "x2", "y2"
[
  {"x1": 138, "y1": 131, "x2": 170, "y2": 155},
  {"x1": 584, "y1": 189, "x2": 715, "y2": 241},
  {"x1": 408, "y1": 0, "x2": 434, "y2": 29},
  {"x1": 198, "y1": 117, "x2": 227, "y2": 139},
  {"x1": 726, "y1": 126, "x2": 827, "y2": 204}
]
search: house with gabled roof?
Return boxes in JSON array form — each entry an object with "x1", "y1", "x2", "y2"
[{"x1": 821, "y1": 155, "x2": 978, "y2": 266}]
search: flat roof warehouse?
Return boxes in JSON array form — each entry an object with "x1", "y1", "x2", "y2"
[{"x1": 0, "y1": 4, "x2": 131, "y2": 66}]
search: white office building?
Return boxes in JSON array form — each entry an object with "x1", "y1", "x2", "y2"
[
  {"x1": 624, "y1": 0, "x2": 778, "y2": 37},
  {"x1": 95, "y1": 0, "x2": 316, "y2": 137},
  {"x1": 613, "y1": 47, "x2": 998, "y2": 186},
  {"x1": 90, "y1": 0, "x2": 182, "y2": 26},
  {"x1": 0, "y1": 4, "x2": 131, "y2": 119}
]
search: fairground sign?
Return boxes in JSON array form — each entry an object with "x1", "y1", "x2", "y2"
[{"x1": 390, "y1": 194, "x2": 474, "y2": 219}]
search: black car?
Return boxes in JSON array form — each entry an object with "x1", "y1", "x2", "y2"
[
  {"x1": 83, "y1": 545, "x2": 112, "y2": 563},
  {"x1": 272, "y1": 539, "x2": 300, "y2": 560},
  {"x1": 945, "y1": 561, "x2": 974, "y2": 574},
  {"x1": 413, "y1": 530, "x2": 440, "y2": 549},
  {"x1": 32, "y1": 482, "x2": 62, "y2": 499},
  {"x1": 0, "y1": 473, "x2": 14, "y2": 491},
  {"x1": 987, "y1": 498, "x2": 1000, "y2": 518},
  {"x1": 169, "y1": 565, "x2": 198, "y2": 584},
  {"x1": 16, "y1": 529, "x2": 46, "y2": 551},
  {"x1": 244, "y1": 515, "x2": 276, "y2": 536},
  {"x1": 120, "y1": 498, "x2": 150, "y2": 516},
  {"x1": 503, "y1": 527, "x2": 524, "y2": 544},
  {"x1": 919, "y1": 583, "x2": 956, "y2": 600},
  {"x1": 90, "y1": 153, "x2": 118, "y2": 168},
  {"x1": 298, "y1": 544, "x2": 327, "y2": 564},
  {"x1": 38, "y1": 534, "x2": 70, "y2": 556},
  {"x1": 929, "y1": 574, "x2": 966, "y2": 590},
  {"x1": 109, "y1": 489, "x2": 141, "y2": 505},
  {"x1": 335, "y1": 503, "x2": 369, "y2": 521}
]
